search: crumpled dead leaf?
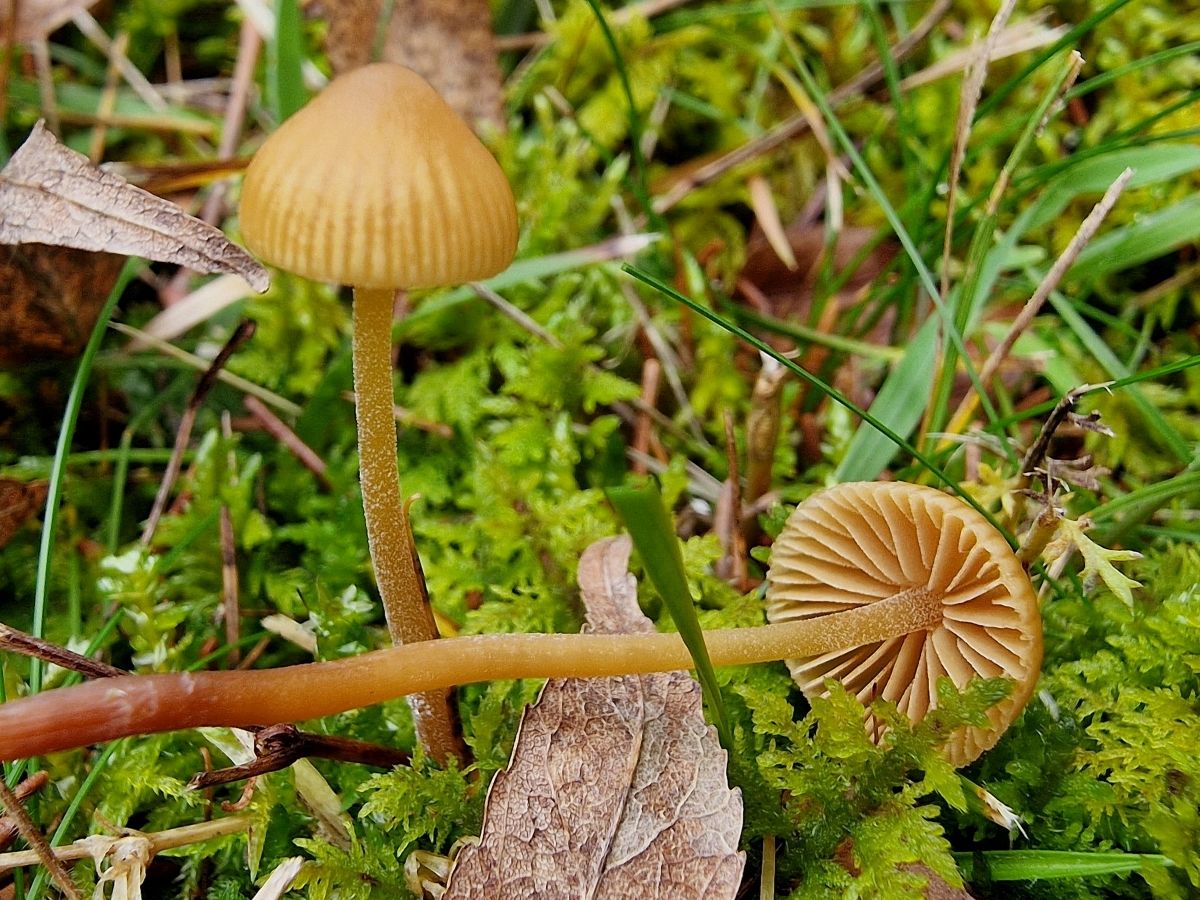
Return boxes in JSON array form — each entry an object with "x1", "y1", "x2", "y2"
[
  {"x1": 0, "y1": 0, "x2": 99, "y2": 42},
  {"x1": 0, "y1": 242, "x2": 125, "y2": 367},
  {"x1": 314, "y1": 0, "x2": 503, "y2": 129},
  {"x1": 443, "y1": 537, "x2": 745, "y2": 900},
  {"x1": 0, "y1": 122, "x2": 268, "y2": 292},
  {"x1": 0, "y1": 478, "x2": 49, "y2": 548}
]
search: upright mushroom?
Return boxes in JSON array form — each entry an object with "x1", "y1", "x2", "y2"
[
  {"x1": 239, "y1": 63, "x2": 518, "y2": 764},
  {"x1": 0, "y1": 483, "x2": 1042, "y2": 764}
]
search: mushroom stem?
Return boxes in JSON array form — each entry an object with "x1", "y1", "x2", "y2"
[
  {"x1": 351, "y1": 286, "x2": 463, "y2": 764},
  {"x1": 0, "y1": 587, "x2": 942, "y2": 760}
]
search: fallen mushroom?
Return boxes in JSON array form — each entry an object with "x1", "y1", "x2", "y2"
[
  {"x1": 766, "y1": 481, "x2": 1042, "y2": 766},
  {"x1": 0, "y1": 483, "x2": 1041, "y2": 763},
  {"x1": 238, "y1": 63, "x2": 518, "y2": 764}
]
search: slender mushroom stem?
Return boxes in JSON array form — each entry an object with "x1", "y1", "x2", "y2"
[
  {"x1": 0, "y1": 587, "x2": 942, "y2": 760},
  {"x1": 351, "y1": 286, "x2": 463, "y2": 764}
]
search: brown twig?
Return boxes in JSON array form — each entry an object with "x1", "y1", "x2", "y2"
[
  {"x1": 242, "y1": 395, "x2": 333, "y2": 490},
  {"x1": 142, "y1": 319, "x2": 257, "y2": 545},
  {"x1": 0, "y1": 772, "x2": 49, "y2": 852},
  {"x1": 745, "y1": 354, "x2": 787, "y2": 504},
  {"x1": 219, "y1": 506, "x2": 240, "y2": 667},
  {"x1": 631, "y1": 358, "x2": 662, "y2": 475},
  {"x1": 0, "y1": 622, "x2": 124, "y2": 679},
  {"x1": 0, "y1": 779, "x2": 83, "y2": 899},
  {"x1": 188, "y1": 725, "x2": 409, "y2": 790},
  {"x1": 715, "y1": 410, "x2": 748, "y2": 588}
]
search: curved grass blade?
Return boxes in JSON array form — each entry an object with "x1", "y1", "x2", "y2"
[
  {"x1": 30, "y1": 258, "x2": 140, "y2": 696},
  {"x1": 622, "y1": 264, "x2": 1012, "y2": 543}
]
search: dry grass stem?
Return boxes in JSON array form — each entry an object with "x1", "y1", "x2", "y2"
[
  {"x1": 141, "y1": 320, "x2": 257, "y2": 545},
  {"x1": 947, "y1": 168, "x2": 1133, "y2": 435},
  {"x1": 112, "y1": 321, "x2": 302, "y2": 416},
  {"x1": 470, "y1": 282, "x2": 562, "y2": 347},
  {"x1": 0, "y1": 815, "x2": 251, "y2": 872},
  {"x1": 71, "y1": 10, "x2": 167, "y2": 111},
  {"x1": 631, "y1": 357, "x2": 662, "y2": 475},
  {"x1": 940, "y1": 0, "x2": 1019, "y2": 299},
  {"x1": 243, "y1": 395, "x2": 333, "y2": 490}
]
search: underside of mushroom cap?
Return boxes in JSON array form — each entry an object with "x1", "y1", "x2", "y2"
[
  {"x1": 240, "y1": 63, "x2": 518, "y2": 290},
  {"x1": 765, "y1": 481, "x2": 1042, "y2": 766}
]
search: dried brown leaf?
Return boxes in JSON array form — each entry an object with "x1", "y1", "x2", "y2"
[
  {"x1": 0, "y1": 122, "x2": 268, "y2": 292},
  {"x1": 443, "y1": 537, "x2": 744, "y2": 900},
  {"x1": 0, "y1": 0, "x2": 98, "y2": 43},
  {"x1": 739, "y1": 224, "x2": 895, "y2": 323},
  {"x1": 0, "y1": 479, "x2": 48, "y2": 549},
  {"x1": 315, "y1": 0, "x2": 503, "y2": 129},
  {"x1": 0, "y1": 243, "x2": 124, "y2": 367}
]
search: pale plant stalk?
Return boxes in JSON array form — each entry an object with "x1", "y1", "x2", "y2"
[{"x1": 351, "y1": 286, "x2": 463, "y2": 764}]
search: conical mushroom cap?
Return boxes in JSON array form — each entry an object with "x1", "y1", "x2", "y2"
[
  {"x1": 766, "y1": 481, "x2": 1042, "y2": 766},
  {"x1": 240, "y1": 63, "x2": 518, "y2": 290}
]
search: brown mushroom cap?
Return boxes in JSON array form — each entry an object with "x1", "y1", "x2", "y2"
[
  {"x1": 240, "y1": 63, "x2": 518, "y2": 290},
  {"x1": 765, "y1": 481, "x2": 1042, "y2": 766}
]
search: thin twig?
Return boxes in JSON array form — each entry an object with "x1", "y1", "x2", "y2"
[
  {"x1": 620, "y1": 282, "x2": 711, "y2": 448},
  {"x1": 242, "y1": 395, "x2": 333, "y2": 490},
  {"x1": 110, "y1": 321, "x2": 301, "y2": 417},
  {"x1": 219, "y1": 506, "x2": 240, "y2": 667},
  {"x1": 188, "y1": 725, "x2": 409, "y2": 789},
  {"x1": 89, "y1": 30, "x2": 129, "y2": 163},
  {"x1": 0, "y1": 622, "x2": 124, "y2": 679},
  {"x1": 339, "y1": 392, "x2": 454, "y2": 439},
  {"x1": 0, "y1": 779, "x2": 83, "y2": 898},
  {"x1": 0, "y1": 772, "x2": 49, "y2": 852},
  {"x1": 71, "y1": 10, "x2": 168, "y2": 111},
  {"x1": 31, "y1": 39, "x2": 58, "y2": 134},
  {"x1": 142, "y1": 320, "x2": 257, "y2": 545},
  {"x1": 715, "y1": 410, "x2": 747, "y2": 587}
]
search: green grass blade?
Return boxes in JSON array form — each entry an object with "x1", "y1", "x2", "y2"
[
  {"x1": 623, "y1": 265, "x2": 1013, "y2": 542},
  {"x1": 954, "y1": 849, "x2": 1170, "y2": 881},
  {"x1": 1069, "y1": 194, "x2": 1200, "y2": 281},
  {"x1": 836, "y1": 316, "x2": 937, "y2": 481},
  {"x1": 581, "y1": 0, "x2": 660, "y2": 227},
  {"x1": 975, "y1": 0, "x2": 1136, "y2": 119},
  {"x1": 30, "y1": 258, "x2": 140, "y2": 696},
  {"x1": 268, "y1": 0, "x2": 307, "y2": 123},
  {"x1": 606, "y1": 478, "x2": 733, "y2": 748}
]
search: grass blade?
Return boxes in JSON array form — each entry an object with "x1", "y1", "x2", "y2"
[
  {"x1": 30, "y1": 258, "x2": 140, "y2": 696},
  {"x1": 268, "y1": 0, "x2": 307, "y2": 123},
  {"x1": 607, "y1": 478, "x2": 733, "y2": 749},
  {"x1": 954, "y1": 849, "x2": 1170, "y2": 881}
]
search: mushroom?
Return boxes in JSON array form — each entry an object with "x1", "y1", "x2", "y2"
[
  {"x1": 238, "y1": 63, "x2": 518, "y2": 763},
  {"x1": 0, "y1": 483, "x2": 1041, "y2": 764},
  {"x1": 766, "y1": 481, "x2": 1043, "y2": 765}
]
